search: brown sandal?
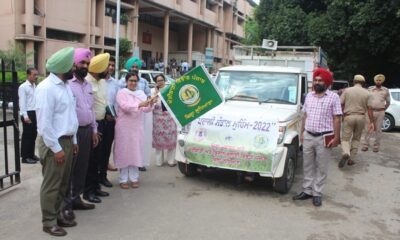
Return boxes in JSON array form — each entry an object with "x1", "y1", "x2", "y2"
[
  {"x1": 120, "y1": 183, "x2": 129, "y2": 189},
  {"x1": 131, "y1": 181, "x2": 140, "y2": 188}
]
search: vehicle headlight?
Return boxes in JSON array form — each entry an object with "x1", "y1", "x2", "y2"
[{"x1": 277, "y1": 126, "x2": 286, "y2": 144}]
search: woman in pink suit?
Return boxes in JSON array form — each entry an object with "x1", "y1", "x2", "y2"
[{"x1": 114, "y1": 73, "x2": 157, "y2": 189}]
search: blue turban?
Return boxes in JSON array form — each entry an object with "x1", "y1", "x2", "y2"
[{"x1": 125, "y1": 57, "x2": 142, "y2": 70}]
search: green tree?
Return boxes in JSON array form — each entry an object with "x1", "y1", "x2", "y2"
[
  {"x1": 0, "y1": 41, "x2": 31, "y2": 70},
  {"x1": 243, "y1": 18, "x2": 261, "y2": 45},
  {"x1": 250, "y1": 0, "x2": 400, "y2": 86},
  {"x1": 119, "y1": 38, "x2": 132, "y2": 69}
]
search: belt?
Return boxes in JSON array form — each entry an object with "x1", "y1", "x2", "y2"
[
  {"x1": 79, "y1": 125, "x2": 90, "y2": 129},
  {"x1": 344, "y1": 112, "x2": 365, "y2": 117},
  {"x1": 372, "y1": 108, "x2": 385, "y2": 112},
  {"x1": 306, "y1": 130, "x2": 332, "y2": 137},
  {"x1": 59, "y1": 135, "x2": 73, "y2": 139}
]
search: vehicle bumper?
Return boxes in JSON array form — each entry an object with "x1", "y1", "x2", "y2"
[{"x1": 175, "y1": 134, "x2": 288, "y2": 178}]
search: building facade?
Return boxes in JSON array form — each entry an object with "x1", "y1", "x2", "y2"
[{"x1": 0, "y1": 0, "x2": 255, "y2": 73}]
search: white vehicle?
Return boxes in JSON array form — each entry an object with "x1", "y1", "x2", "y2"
[
  {"x1": 233, "y1": 45, "x2": 328, "y2": 90},
  {"x1": 139, "y1": 70, "x2": 174, "y2": 87},
  {"x1": 119, "y1": 70, "x2": 174, "y2": 88},
  {"x1": 382, "y1": 88, "x2": 400, "y2": 131},
  {"x1": 175, "y1": 65, "x2": 308, "y2": 193}
]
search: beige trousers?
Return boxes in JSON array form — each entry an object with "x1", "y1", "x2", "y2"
[
  {"x1": 302, "y1": 131, "x2": 333, "y2": 197},
  {"x1": 38, "y1": 136, "x2": 73, "y2": 227},
  {"x1": 362, "y1": 111, "x2": 385, "y2": 150},
  {"x1": 341, "y1": 115, "x2": 365, "y2": 159}
]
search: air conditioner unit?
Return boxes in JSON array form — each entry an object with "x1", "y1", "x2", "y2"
[{"x1": 261, "y1": 39, "x2": 278, "y2": 50}]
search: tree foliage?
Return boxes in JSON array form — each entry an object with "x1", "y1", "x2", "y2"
[
  {"x1": 249, "y1": 0, "x2": 400, "y2": 86},
  {"x1": 0, "y1": 41, "x2": 30, "y2": 71},
  {"x1": 118, "y1": 38, "x2": 132, "y2": 69}
]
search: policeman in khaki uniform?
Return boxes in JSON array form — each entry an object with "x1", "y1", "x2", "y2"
[
  {"x1": 339, "y1": 75, "x2": 374, "y2": 168},
  {"x1": 361, "y1": 74, "x2": 391, "y2": 152}
]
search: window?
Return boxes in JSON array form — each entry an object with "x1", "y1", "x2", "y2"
[
  {"x1": 391, "y1": 92, "x2": 400, "y2": 101},
  {"x1": 104, "y1": 37, "x2": 116, "y2": 47},
  {"x1": 105, "y1": 4, "x2": 128, "y2": 24},
  {"x1": 46, "y1": 28, "x2": 84, "y2": 42},
  {"x1": 216, "y1": 71, "x2": 299, "y2": 104}
]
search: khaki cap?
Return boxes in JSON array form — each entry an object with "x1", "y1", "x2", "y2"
[
  {"x1": 374, "y1": 74, "x2": 385, "y2": 83},
  {"x1": 353, "y1": 74, "x2": 365, "y2": 82}
]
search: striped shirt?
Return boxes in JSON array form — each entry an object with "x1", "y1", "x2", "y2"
[{"x1": 303, "y1": 90, "x2": 342, "y2": 133}]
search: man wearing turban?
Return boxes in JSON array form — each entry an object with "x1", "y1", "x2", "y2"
[
  {"x1": 84, "y1": 53, "x2": 110, "y2": 203},
  {"x1": 339, "y1": 75, "x2": 374, "y2": 168},
  {"x1": 124, "y1": 56, "x2": 151, "y2": 97},
  {"x1": 35, "y1": 47, "x2": 79, "y2": 236},
  {"x1": 63, "y1": 48, "x2": 98, "y2": 218},
  {"x1": 361, "y1": 74, "x2": 391, "y2": 152},
  {"x1": 293, "y1": 68, "x2": 342, "y2": 207}
]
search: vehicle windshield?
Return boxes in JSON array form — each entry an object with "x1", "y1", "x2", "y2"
[
  {"x1": 332, "y1": 81, "x2": 349, "y2": 91},
  {"x1": 215, "y1": 71, "x2": 298, "y2": 104}
]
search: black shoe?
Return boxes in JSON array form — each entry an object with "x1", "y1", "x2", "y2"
[
  {"x1": 43, "y1": 225, "x2": 67, "y2": 237},
  {"x1": 94, "y1": 189, "x2": 110, "y2": 197},
  {"x1": 22, "y1": 158, "x2": 37, "y2": 164},
  {"x1": 99, "y1": 177, "x2": 113, "y2": 188},
  {"x1": 32, "y1": 155, "x2": 40, "y2": 161},
  {"x1": 139, "y1": 167, "x2": 147, "y2": 171},
  {"x1": 312, "y1": 196, "x2": 322, "y2": 207},
  {"x1": 72, "y1": 198, "x2": 95, "y2": 210},
  {"x1": 83, "y1": 193, "x2": 101, "y2": 203},
  {"x1": 57, "y1": 218, "x2": 77, "y2": 228},
  {"x1": 61, "y1": 209, "x2": 75, "y2": 221},
  {"x1": 292, "y1": 192, "x2": 313, "y2": 201},
  {"x1": 338, "y1": 154, "x2": 350, "y2": 168}
]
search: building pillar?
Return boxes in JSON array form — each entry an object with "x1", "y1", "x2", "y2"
[
  {"x1": 25, "y1": 0, "x2": 34, "y2": 35},
  {"x1": 132, "y1": 0, "x2": 139, "y2": 48},
  {"x1": 91, "y1": 0, "x2": 96, "y2": 44},
  {"x1": 163, "y1": 12, "x2": 170, "y2": 74},
  {"x1": 37, "y1": 42, "x2": 45, "y2": 74},
  {"x1": 25, "y1": 41, "x2": 35, "y2": 67},
  {"x1": 207, "y1": 28, "x2": 212, "y2": 48},
  {"x1": 188, "y1": 21, "x2": 193, "y2": 67}
]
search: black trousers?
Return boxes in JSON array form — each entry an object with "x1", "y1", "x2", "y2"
[
  {"x1": 84, "y1": 120, "x2": 104, "y2": 195},
  {"x1": 21, "y1": 111, "x2": 37, "y2": 160},
  {"x1": 99, "y1": 118, "x2": 115, "y2": 178},
  {"x1": 64, "y1": 126, "x2": 93, "y2": 209}
]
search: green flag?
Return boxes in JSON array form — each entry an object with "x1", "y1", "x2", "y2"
[{"x1": 160, "y1": 64, "x2": 223, "y2": 127}]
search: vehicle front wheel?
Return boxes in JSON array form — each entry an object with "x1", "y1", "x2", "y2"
[
  {"x1": 273, "y1": 145, "x2": 296, "y2": 194},
  {"x1": 178, "y1": 162, "x2": 198, "y2": 177},
  {"x1": 382, "y1": 114, "x2": 395, "y2": 132}
]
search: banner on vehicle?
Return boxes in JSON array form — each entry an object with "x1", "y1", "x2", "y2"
[
  {"x1": 159, "y1": 64, "x2": 223, "y2": 127},
  {"x1": 184, "y1": 112, "x2": 279, "y2": 173}
]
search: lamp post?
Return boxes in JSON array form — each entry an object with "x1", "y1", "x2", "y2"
[{"x1": 115, "y1": 0, "x2": 121, "y2": 80}]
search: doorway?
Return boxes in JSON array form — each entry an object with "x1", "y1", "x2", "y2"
[{"x1": 142, "y1": 50, "x2": 152, "y2": 70}]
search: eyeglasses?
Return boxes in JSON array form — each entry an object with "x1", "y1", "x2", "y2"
[{"x1": 128, "y1": 80, "x2": 138, "y2": 82}]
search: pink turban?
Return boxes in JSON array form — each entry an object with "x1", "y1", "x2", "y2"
[
  {"x1": 74, "y1": 48, "x2": 92, "y2": 65},
  {"x1": 313, "y1": 68, "x2": 333, "y2": 87}
]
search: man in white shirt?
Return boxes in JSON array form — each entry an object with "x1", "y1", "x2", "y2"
[
  {"x1": 101, "y1": 57, "x2": 119, "y2": 185},
  {"x1": 35, "y1": 47, "x2": 79, "y2": 236},
  {"x1": 18, "y1": 67, "x2": 39, "y2": 164},
  {"x1": 181, "y1": 60, "x2": 189, "y2": 74}
]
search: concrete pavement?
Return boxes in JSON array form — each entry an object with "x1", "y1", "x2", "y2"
[{"x1": 0, "y1": 128, "x2": 399, "y2": 239}]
